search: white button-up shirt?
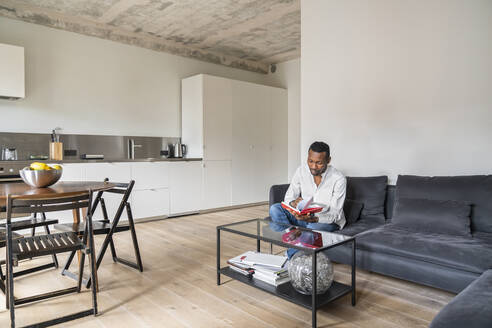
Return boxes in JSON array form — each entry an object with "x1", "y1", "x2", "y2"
[{"x1": 284, "y1": 164, "x2": 347, "y2": 229}]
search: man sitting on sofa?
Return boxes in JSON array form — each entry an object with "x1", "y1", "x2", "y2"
[{"x1": 270, "y1": 141, "x2": 347, "y2": 250}]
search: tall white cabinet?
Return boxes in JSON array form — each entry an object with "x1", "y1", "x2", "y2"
[{"x1": 182, "y1": 74, "x2": 288, "y2": 209}]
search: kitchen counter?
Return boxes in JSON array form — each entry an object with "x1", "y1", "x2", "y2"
[{"x1": 0, "y1": 158, "x2": 202, "y2": 165}]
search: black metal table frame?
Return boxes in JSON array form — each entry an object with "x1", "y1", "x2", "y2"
[{"x1": 216, "y1": 218, "x2": 356, "y2": 328}]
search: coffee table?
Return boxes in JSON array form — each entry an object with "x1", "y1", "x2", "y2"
[{"x1": 217, "y1": 218, "x2": 356, "y2": 328}]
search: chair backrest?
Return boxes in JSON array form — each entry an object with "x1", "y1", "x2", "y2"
[
  {"x1": 6, "y1": 191, "x2": 93, "y2": 223},
  {"x1": 103, "y1": 180, "x2": 135, "y2": 197},
  {"x1": 92, "y1": 179, "x2": 135, "y2": 220}
]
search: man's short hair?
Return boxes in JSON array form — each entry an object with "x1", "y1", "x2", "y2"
[{"x1": 309, "y1": 141, "x2": 330, "y2": 159}]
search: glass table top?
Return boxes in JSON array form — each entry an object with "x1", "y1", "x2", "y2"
[{"x1": 218, "y1": 218, "x2": 353, "y2": 251}]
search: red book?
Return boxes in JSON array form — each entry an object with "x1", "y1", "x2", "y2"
[{"x1": 281, "y1": 201, "x2": 323, "y2": 215}]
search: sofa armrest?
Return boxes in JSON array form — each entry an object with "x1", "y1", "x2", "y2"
[
  {"x1": 429, "y1": 269, "x2": 492, "y2": 328},
  {"x1": 269, "y1": 184, "x2": 290, "y2": 207}
]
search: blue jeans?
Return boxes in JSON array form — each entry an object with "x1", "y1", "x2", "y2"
[{"x1": 269, "y1": 203, "x2": 339, "y2": 258}]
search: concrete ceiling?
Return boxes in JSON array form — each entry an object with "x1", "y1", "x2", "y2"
[{"x1": 0, "y1": 0, "x2": 300, "y2": 74}]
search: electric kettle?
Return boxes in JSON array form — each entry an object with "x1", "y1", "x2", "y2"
[{"x1": 172, "y1": 142, "x2": 187, "y2": 158}]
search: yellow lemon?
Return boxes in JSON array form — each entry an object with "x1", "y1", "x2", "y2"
[
  {"x1": 51, "y1": 164, "x2": 62, "y2": 170},
  {"x1": 30, "y1": 162, "x2": 49, "y2": 170}
]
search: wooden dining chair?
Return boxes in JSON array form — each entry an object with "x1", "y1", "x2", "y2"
[
  {"x1": 5, "y1": 191, "x2": 98, "y2": 328},
  {"x1": 55, "y1": 179, "x2": 143, "y2": 287},
  {"x1": 0, "y1": 228, "x2": 24, "y2": 293},
  {"x1": 0, "y1": 212, "x2": 59, "y2": 294}
]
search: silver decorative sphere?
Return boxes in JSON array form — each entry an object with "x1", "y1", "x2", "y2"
[{"x1": 287, "y1": 251, "x2": 334, "y2": 295}]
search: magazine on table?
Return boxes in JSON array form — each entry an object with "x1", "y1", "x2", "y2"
[
  {"x1": 228, "y1": 251, "x2": 290, "y2": 286},
  {"x1": 228, "y1": 264, "x2": 254, "y2": 278},
  {"x1": 253, "y1": 271, "x2": 290, "y2": 286},
  {"x1": 228, "y1": 251, "x2": 287, "y2": 270}
]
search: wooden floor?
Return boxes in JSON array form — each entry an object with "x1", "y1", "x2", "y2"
[{"x1": 0, "y1": 205, "x2": 455, "y2": 327}]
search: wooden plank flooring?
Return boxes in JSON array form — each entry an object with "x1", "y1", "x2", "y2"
[{"x1": 0, "y1": 205, "x2": 455, "y2": 327}]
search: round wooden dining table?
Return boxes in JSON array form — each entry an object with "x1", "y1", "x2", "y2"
[{"x1": 0, "y1": 181, "x2": 115, "y2": 217}]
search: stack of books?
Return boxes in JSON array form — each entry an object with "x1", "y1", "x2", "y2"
[{"x1": 228, "y1": 251, "x2": 290, "y2": 286}]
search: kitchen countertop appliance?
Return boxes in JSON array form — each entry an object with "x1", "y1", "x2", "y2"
[
  {"x1": 169, "y1": 142, "x2": 187, "y2": 158},
  {"x1": 2, "y1": 147, "x2": 18, "y2": 161},
  {"x1": 0, "y1": 162, "x2": 24, "y2": 183}
]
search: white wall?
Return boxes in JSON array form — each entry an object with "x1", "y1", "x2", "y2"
[
  {"x1": 302, "y1": 0, "x2": 492, "y2": 183},
  {"x1": 266, "y1": 59, "x2": 301, "y2": 180},
  {"x1": 0, "y1": 17, "x2": 284, "y2": 137}
]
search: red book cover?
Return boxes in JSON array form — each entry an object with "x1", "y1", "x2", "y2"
[
  {"x1": 281, "y1": 202, "x2": 323, "y2": 215},
  {"x1": 281, "y1": 228, "x2": 323, "y2": 248}
]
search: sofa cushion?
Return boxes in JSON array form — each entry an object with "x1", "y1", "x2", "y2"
[
  {"x1": 385, "y1": 185, "x2": 396, "y2": 220},
  {"x1": 396, "y1": 175, "x2": 492, "y2": 233},
  {"x1": 337, "y1": 218, "x2": 384, "y2": 236},
  {"x1": 355, "y1": 225, "x2": 492, "y2": 274},
  {"x1": 346, "y1": 176, "x2": 388, "y2": 222},
  {"x1": 430, "y1": 269, "x2": 492, "y2": 328},
  {"x1": 343, "y1": 199, "x2": 364, "y2": 224},
  {"x1": 392, "y1": 198, "x2": 472, "y2": 237}
]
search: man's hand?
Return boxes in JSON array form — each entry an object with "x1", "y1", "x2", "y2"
[
  {"x1": 294, "y1": 213, "x2": 319, "y2": 223},
  {"x1": 289, "y1": 197, "x2": 303, "y2": 208}
]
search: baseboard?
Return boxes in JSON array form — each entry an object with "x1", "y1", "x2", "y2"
[
  {"x1": 133, "y1": 202, "x2": 268, "y2": 224},
  {"x1": 199, "y1": 201, "x2": 268, "y2": 214}
]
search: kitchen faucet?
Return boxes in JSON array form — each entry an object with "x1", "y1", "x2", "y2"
[{"x1": 128, "y1": 139, "x2": 142, "y2": 159}]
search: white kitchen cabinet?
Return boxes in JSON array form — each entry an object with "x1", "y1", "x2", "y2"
[
  {"x1": 182, "y1": 74, "x2": 287, "y2": 207},
  {"x1": 131, "y1": 162, "x2": 169, "y2": 190},
  {"x1": 168, "y1": 161, "x2": 202, "y2": 216},
  {"x1": 202, "y1": 160, "x2": 232, "y2": 210},
  {"x1": 0, "y1": 43, "x2": 24, "y2": 99},
  {"x1": 84, "y1": 162, "x2": 131, "y2": 182},
  {"x1": 182, "y1": 74, "x2": 233, "y2": 160},
  {"x1": 59, "y1": 163, "x2": 84, "y2": 181},
  {"x1": 132, "y1": 188, "x2": 169, "y2": 219},
  {"x1": 181, "y1": 76, "x2": 203, "y2": 159},
  {"x1": 230, "y1": 80, "x2": 273, "y2": 205},
  {"x1": 202, "y1": 75, "x2": 233, "y2": 160}
]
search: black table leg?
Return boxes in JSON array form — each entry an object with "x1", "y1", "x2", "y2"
[
  {"x1": 312, "y1": 251, "x2": 317, "y2": 328},
  {"x1": 256, "y1": 220, "x2": 260, "y2": 252},
  {"x1": 217, "y1": 228, "x2": 221, "y2": 286},
  {"x1": 352, "y1": 239, "x2": 356, "y2": 306}
]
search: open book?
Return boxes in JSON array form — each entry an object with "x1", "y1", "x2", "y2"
[{"x1": 281, "y1": 196, "x2": 323, "y2": 215}]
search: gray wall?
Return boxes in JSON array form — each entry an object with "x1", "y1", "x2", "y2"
[
  {"x1": 301, "y1": 0, "x2": 492, "y2": 183},
  {"x1": 0, "y1": 17, "x2": 286, "y2": 138}
]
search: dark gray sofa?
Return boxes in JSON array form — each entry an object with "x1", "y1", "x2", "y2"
[
  {"x1": 336, "y1": 175, "x2": 492, "y2": 293},
  {"x1": 429, "y1": 269, "x2": 492, "y2": 328},
  {"x1": 270, "y1": 175, "x2": 492, "y2": 294},
  {"x1": 268, "y1": 174, "x2": 492, "y2": 327}
]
